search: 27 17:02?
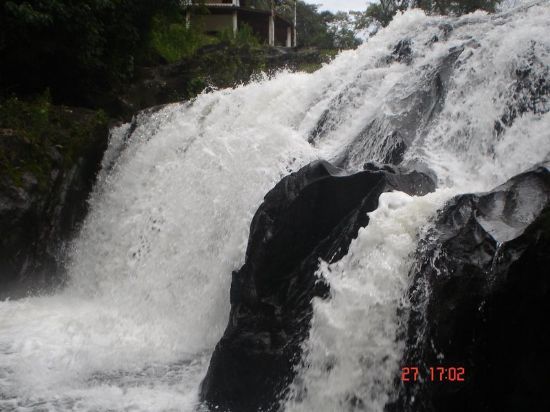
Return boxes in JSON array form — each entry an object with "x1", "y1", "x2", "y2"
[{"x1": 401, "y1": 366, "x2": 466, "y2": 382}]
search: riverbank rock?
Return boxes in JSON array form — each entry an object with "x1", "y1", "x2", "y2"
[
  {"x1": 390, "y1": 162, "x2": 550, "y2": 412},
  {"x1": 200, "y1": 160, "x2": 436, "y2": 412},
  {"x1": 0, "y1": 105, "x2": 109, "y2": 298}
]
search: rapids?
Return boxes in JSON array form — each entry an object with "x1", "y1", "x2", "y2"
[{"x1": 1, "y1": 2, "x2": 549, "y2": 411}]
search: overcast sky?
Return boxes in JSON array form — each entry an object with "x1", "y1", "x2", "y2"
[{"x1": 303, "y1": 0, "x2": 372, "y2": 12}]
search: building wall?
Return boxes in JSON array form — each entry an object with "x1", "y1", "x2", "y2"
[
  {"x1": 239, "y1": 10, "x2": 293, "y2": 47},
  {"x1": 190, "y1": 7, "x2": 294, "y2": 47},
  {"x1": 192, "y1": 13, "x2": 234, "y2": 33},
  {"x1": 239, "y1": 11, "x2": 269, "y2": 42}
]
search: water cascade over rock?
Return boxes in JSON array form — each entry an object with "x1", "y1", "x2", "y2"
[
  {"x1": 391, "y1": 162, "x2": 550, "y2": 412},
  {"x1": 200, "y1": 161, "x2": 435, "y2": 411},
  {"x1": 0, "y1": 3, "x2": 549, "y2": 411}
]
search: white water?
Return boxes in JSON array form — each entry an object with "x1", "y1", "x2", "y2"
[
  {"x1": 285, "y1": 190, "x2": 453, "y2": 412},
  {"x1": 1, "y1": 2, "x2": 549, "y2": 411}
]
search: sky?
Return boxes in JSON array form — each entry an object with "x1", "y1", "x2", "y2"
[{"x1": 303, "y1": 0, "x2": 372, "y2": 12}]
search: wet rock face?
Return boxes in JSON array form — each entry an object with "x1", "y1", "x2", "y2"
[
  {"x1": 391, "y1": 163, "x2": 550, "y2": 412},
  {"x1": 390, "y1": 39, "x2": 413, "y2": 65},
  {"x1": 0, "y1": 112, "x2": 108, "y2": 297},
  {"x1": 200, "y1": 160, "x2": 436, "y2": 412},
  {"x1": 338, "y1": 45, "x2": 463, "y2": 170},
  {"x1": 494, "y1": 48, "x2": 549, "y2": 137}
]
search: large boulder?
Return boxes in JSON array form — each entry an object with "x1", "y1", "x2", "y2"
[
  {"x1": 200, "y1": 160, "x2": 436, "y2": 412},
  {"x1": 390, "y1": 162, "x2": 550, "y2": 412}
]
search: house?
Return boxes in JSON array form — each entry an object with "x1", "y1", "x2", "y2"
[{"x1": 185, "y1": 1, "x2": 296, "y2": 47}]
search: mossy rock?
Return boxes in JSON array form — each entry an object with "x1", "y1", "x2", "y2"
[{"x1": 0, "y1": 95, "x2": 109, "y2": 296}]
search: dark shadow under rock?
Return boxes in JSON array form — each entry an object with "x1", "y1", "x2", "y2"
[
  {"x1": 200, "y1": 160, "x2": 436, "y2": 412},
  {"x1": 389, "y1": 161, "x2": 550, "y2": 412}
]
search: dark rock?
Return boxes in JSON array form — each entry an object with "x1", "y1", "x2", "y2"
[
  {"x1": 391, "y1": 39, "x2": 413, "y2": 65},
  {"x1": 0, "y1": 108, "x2": 109, "y2": 298},
  {"x1": 426, "y1": 24, "x2": 454, "y2": 47},
  {"x1": 439, "y1": 24, "x2": 453, "y2": 40},
  {"x1": 200, "y1": 160, "x2": 436, "y2": 412},
  {"x1": 494, "y1": 45, "x2": 549, "y2": 137},
  {"x1": 389, "y1": 162, "x2": 550, "y2": 412}
]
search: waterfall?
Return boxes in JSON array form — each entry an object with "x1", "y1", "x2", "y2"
[{"x1": 1, "y1": 2, "x2": 549, "y2": 411}]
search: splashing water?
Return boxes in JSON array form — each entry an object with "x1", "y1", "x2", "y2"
[
  {"x1": 1, "y1": 2, "x2": 549, "y2": 411},
  {"x1": 285, "y1": 190, "x2": 453, "y2": 412}
]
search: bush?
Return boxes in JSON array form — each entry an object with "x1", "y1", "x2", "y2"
[
  {"x1": 149, "y1": 14, "x2": 212, "y2": 63},
  {"x1": 0, "y1": 92, "x2": 108, "y2": 188},
  {"x1": 218, "y1": 24, "x2": 261, "y2": 48},
  {"x1": 0, "y1": 0, "x2": 181, "y2": 104}
]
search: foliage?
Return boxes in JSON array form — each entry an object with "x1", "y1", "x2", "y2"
[
  {"x1": 0, "y1": 92, "x2": 108, "y2": 188},
  {"x1": 413, "y1": 0, "x2": 501, "y2": 14},
  {"x1": 276, "y1": 1, "x2": 362, "y2": 49},
  {"x1": 0, "y1": 0, "x2": 181, "y2": 104},
  {"x1": 324, "y1": 11, "x2": 363, "y2": 49},
  {"x1": 290, "y1": 2, "x2": 335, "y2": 48},
  {"x1": 354, "y1": 0, "x2": 502, "y2": 29},
  {"x1": 296, "y1": 49, "x2": 337, "y2": 72},
  {"x1": 218, "y1": 24, "x2": 261, "y2": 48},
  {"x1": 353, "y1": 0, "x2": 409, "y2": 29},
  {"x1": 0, "y1": 0, "x2": 352, "y2": 117},
  {"x1": 0, "y1": 92, "x2": 52, "y2": 141},
  {"x1": 149, "y1": 14, "x2": 215, "y2": 63}
]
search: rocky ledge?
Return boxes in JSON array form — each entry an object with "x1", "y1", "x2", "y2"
[
  {"x1": 200, "y1": 160, "x2": 436, "y2": 412},
  {"x1": 0, "y1": 103, "x2": 109, "y2": 297},
  {"x1": 390, "y1": 161, "x2": 550, "y2": 412}
]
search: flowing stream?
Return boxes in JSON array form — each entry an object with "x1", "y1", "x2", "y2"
[{"x1": 1, "y1": 2, "x2": 549, "y2": 411}]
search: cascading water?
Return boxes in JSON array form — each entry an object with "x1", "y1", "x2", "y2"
[
  {"x1": 286, "y1": 3, "x2": 550, "y2": 410},
  {"x1": 1, "y1": 2, "x2": 549, "y2": 411}
]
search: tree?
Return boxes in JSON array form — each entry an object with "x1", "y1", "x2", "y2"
[
  {"x1": 0, "y1": 0, "x2": 181, "y2": 105},
  {"x1": 288, "y1": 1, "x2": 334, "y2": 48},
  {"x1": 325, "y1": 11, "x2": 362, "y2": 49},
  {"x1": 413, "y1": 0, "x2": 501, "y2": 14},
  {"x1": 256, "y1": 1, "x2": 363, "y2": 49},
  {"x1": 354, "y1": 0, "x2": 409, "y2": 29},
  {"x1": 353, "y1": 0, "x2": 502, "y2": 30}
]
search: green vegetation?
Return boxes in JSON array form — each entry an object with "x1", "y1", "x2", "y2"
[
  {"x1": 355, "y1": 0, "x2": 503, "y2": 29},
  {"x1": 188, "y1": 40, "x2": 266, "y2": 92},
  {"x1": 0, "y1": 0, "x2": 506, "y2": 112},
  {"x1": 414, "y1": 0, "x2": 501, "y2": 15},
  {"x1": 149, "y1": 16, "x2": 211, "y2": 63},
  {"x1": 0, "y1": 1, "x2": 353, "y2": 112},
  {"x1": 0, "y1": 0, "x2": 507, "y2": 188},
  {"x1": 147, "y1": 11, "x2": 264, "y2": 64},
  {"x1": 276, "y1": 1, "x2": 362, "y2": 49},
  {"x1": 1, "y1": 0, "x2": 183, "y2": 105},
  {"x1": 293, "y1": 2, "x2": 336, "y2": 48},
  {"x1": 0, "y1": 92, "x2": 108, "y2": 189},
  {"x1": 220, "y1": 24, "x2": 262, "y2": 48}
]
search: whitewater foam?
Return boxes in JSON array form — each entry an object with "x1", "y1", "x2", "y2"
[
  {"x1": 1, "y1": 2, "x2": 549, "y2": 411},
  {"x1": 286, "y1": 190, "x2": 453, "y2": 412}
]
